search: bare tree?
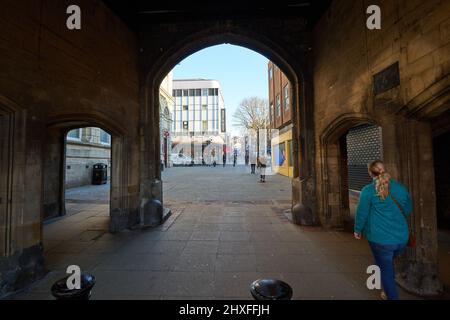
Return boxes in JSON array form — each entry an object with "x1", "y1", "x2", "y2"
[
  {"x1": 233, "y1": 97, "x2": 269, "y2": 131},
  {"x1": 233, "y1": 97, "x2": 270, "y2": 157}
]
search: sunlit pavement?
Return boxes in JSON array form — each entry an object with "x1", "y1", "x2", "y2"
[{"x1": 11, "y1": 165, "x2": 419, "y2": 300}]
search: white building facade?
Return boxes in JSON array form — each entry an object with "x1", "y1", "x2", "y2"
[
  {"x1": 172, "y1": 79, "x2": 227, "y2": 164},
  {"x1": 172, "y1": 79, "x2": 226, "y2": 136}
]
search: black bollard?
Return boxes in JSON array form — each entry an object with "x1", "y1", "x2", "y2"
[
  {"x1": 250, "y1": 279, "x2": 293, "y2": 300},
  {"x1": 143, "y1": 199, "x2": 163, "y2": 227},
  {"x1": 51, "y1": 274, "x2": 96, "y2": 300}
]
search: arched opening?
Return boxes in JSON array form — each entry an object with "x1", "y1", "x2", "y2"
[
  {"x1": 146, "y1": 34, "x2": 303, "y2": 172},
  {"x1": 152, "y1": 43, "x2": 297, "y2": 223},
  {"x1": 320, "y1": 115, "x2": 383, "y2": 229},
  {"x1": 41, "y1": 117, "x2": 129, "y2": 268},
  {"x1": 63, "y1": 127, "x2": 111, "y2": 222},
  {"x1": 143, "y1": 31, "x2": 309, "y2": 224}
]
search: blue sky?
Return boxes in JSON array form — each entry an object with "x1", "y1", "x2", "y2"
[{"x1": 172, "y1": 44, "x2": 269, "y2": 135}]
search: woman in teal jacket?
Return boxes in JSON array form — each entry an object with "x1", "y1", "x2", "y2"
[{"x1": 354, "y1": 160, "x2": 412, "y2": 300}]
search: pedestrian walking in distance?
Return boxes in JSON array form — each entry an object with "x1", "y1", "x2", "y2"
[
  {"x1": 258, "y1": 154, "x2": 267, "y2": 183},
  {"x1": 250, "y1": 152, "x2": 257, "y2": 174},
  {"x1": 211, "y1": 149, "x2": 217, "y2": 167},
  {"x1": 354, "y1": 160, "x2": 413, "y2": 300},
  {"x1": 223, "y1": 152, "x2": 227, "y2": 167}
]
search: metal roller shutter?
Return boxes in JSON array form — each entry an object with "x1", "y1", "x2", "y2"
[{"x1": 346, "y1": 124, "x2": 383, "y2": 191}]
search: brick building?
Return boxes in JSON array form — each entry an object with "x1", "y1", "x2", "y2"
[{"x1": 268, "y1": 62, "x2": 294, "y2": 177}]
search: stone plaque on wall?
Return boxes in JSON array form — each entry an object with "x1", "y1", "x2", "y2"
[{"x1": 373, "y1": 62, "x2": 400, "y2": 95}]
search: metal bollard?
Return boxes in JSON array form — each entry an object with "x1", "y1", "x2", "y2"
[
  {"x1": 51, "y1": 274, "x2": 96, "y2": 300},
  {"x1": 250, "y1": 279, "x2": 293, "y2": 300}
]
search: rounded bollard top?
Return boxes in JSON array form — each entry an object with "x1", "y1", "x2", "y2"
[
  {"x1": 150, "y1": 199, "x2": 162, "y2": 207},
  {"x1": 51, "y1": 274, "x2": 96, "y2": 300},
  {"x1": 250, "y1": 279, "x2": 293, "y2": 300}
]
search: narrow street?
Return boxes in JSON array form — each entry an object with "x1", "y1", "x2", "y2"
[{"x1": 10, "y1": 166, "x2": 418, "y2": 300}]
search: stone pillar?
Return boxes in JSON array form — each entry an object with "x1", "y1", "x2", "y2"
[
  {"x1": 42, "y1": 128, "x2": 65, "y2": 220},
  {"x1": 139, "y1": 78, "x2": 166, "y2": 227},
  {"x1": 292, "y1": 61, "x2": 318, "y2": 226},
  {"x1": 395, "y1": 118, "x2": 443, "y2": 296}
]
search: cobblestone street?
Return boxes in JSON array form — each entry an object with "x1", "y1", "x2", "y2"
[{"x1": 12, "y1": 166, "x2": 417, "y2": 300}]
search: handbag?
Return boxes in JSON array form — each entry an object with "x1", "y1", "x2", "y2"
[{"x1": 389, "y1": 192, "x2": 416, "y2": 247}]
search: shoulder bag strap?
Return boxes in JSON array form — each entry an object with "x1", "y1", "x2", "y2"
[{"x1": 388, "y1": 191, "x2": 412, "y2": 230}]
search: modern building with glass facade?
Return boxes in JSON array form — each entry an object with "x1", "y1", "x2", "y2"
[
  {"x1": 172, "y1": 79, "x2": 227, "y2": 164},
  {"x1": 172, "y1": 79, "x2": 226, "y2": 136}
]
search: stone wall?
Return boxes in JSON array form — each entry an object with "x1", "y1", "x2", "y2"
[
  {"x1": 65, "y1": 127, "x2": 112, "y2": 189},
  {"x1": 0, "y1": 0, "x2": 140, "y2": 297},
  {"x1": 65, "y1": 142, "x2": 111, "y2": 189},
  {"x1": 313, "y1": 0, "x2": 450, "y2": 295}
]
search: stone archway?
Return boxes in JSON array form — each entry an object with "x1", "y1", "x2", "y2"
[
  {"x1": 317, "y1": 113, "x2": 380, "y2": 229},
  {"x1": 43, "y1": 114, "x2": 136, "y2": 233},
  {"x1": 139, "y1": 21, "x2": 316, "y2": 223}
]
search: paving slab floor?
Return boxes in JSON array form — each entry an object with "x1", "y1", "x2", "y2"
[{"x1": 11, "y1": 165, "x2": 421, "y2": 300}]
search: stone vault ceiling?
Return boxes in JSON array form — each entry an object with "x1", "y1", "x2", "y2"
[{"x1": 102, "y1": 0, "x2": 333, "y2": 32}]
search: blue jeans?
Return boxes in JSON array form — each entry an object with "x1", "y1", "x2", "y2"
[{"x1": 368, "y1": 242, "x2": 406, "y2": 300}]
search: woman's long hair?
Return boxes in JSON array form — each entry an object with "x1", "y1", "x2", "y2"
[{"x1": 368, "y1": 160, "x2": 391, "y2": 200}]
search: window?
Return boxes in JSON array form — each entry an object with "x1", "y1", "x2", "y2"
[
  {"x1": 67, "y1": 129, "x2": 81, "y2": 141},
  {"x1": 283, "y1": 85, "x2": 290, "y2": 111},
  {"x1": 100, "y1": 129, "x2": 111, "y2": 145},
  {"x1": 215, "y1": 88, "x2": 219, "y2": 96},
  {"x1": 182, "y1": 121, "x2": 189, "y2": 130},
  {"x1": 269, "y1": 67, "x2": 273, "y2": 80},
  {"x1": 202, "y1": 104, "x2": 207, "y2": 110},
  {"x1": 183, "y1": 90, "x2": 188, "y2": 97},
  {"x1": 202, "y1": 89, "x2": 208, "y2": 96},
  {"x1": 208, "y1": 88, "x2": 215, "y2": 96},
  {"x1": 189, "y1": 89, "x2": 195, "y2": 96},
  {"x1": 183, "y1": 105, "x2": 188, "y2": 111},
  {"x1": 276, "y1": 95, "x2": 281, "y2": 117},
  {"x1": 202, "y1": 121, "x2": 208, "y2": 132},
  {"x1": 195, "y1": 89, "x2": 201, "y2": 96}
]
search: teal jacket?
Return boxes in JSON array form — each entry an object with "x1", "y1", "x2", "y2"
[{"x1": 354, "y1": 179, "x2": 412, "y2": 245}]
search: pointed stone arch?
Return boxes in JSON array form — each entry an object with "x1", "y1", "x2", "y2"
[
  {"x1": 139, "y1": 20, "x2": 317, "y2": 222},
  {"x1": 317, "y1": 113, "x2": 380, "y2": 228},
  {"x1": 43, "y1": 113, "x2": 137, "y2": 233}
]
